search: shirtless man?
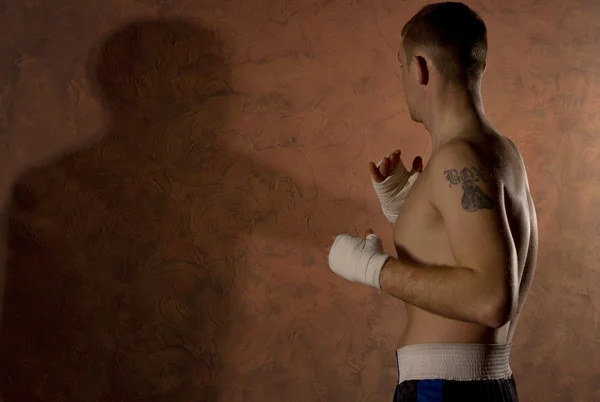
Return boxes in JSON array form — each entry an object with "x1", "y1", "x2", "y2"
[{"x1": 327, "y1": 2, "x2": 537, "y2": 401}]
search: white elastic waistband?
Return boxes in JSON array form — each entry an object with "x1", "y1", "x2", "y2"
[{"x1": 395, "y1": 343, "x2": 512, "y2": 383}]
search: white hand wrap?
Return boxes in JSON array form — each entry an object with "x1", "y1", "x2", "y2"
[
  {"x1": 372, "y1": 160, "x2": 420, "y2": 224},
  {"x1": 328, "y1": 234, "x2": 391, "y2": 289}
]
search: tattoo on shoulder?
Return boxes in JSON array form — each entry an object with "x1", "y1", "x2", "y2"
[{"x1": 443, "y1": 167, "x2": 495, "y2": 212}]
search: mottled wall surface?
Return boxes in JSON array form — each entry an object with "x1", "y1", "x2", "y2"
[{"x1": 0, "y1": 0, "x2": 599, "y2": 401}]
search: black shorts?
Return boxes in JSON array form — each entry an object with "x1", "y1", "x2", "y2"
[{"x1": 393, "y1": 376, "x2": 519, "y2": 402}]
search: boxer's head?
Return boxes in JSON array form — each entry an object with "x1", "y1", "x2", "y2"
[{"x1": 399, "y1": 2, "x2": 487, "y2": 123}]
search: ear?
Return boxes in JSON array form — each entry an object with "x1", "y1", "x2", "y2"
[{"x1": 415, "y1": 56, "x2": 429, "y2": 86}]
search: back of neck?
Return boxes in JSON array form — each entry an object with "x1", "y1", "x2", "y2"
[{"x1": 425, "y1": 87, "x2": 488, "y2": 151}]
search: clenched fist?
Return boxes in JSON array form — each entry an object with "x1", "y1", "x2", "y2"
[{"x1": 327, "y1": 230, "x2": 391, "y2": 289}]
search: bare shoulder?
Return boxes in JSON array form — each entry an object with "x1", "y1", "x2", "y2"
[
  {"x1": 429, "y1": 140, "x2": 494, "y2": 170},
  {"x1": 427, "y1": 135, "x2": 528, "y2": 194},
  {"x1": 427, "y1": 140, "x2": 500, "y2": 203}
]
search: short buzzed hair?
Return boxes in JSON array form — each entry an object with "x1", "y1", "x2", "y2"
[{"x1": 401, "y1": 2, "x2": 487, "y2": 86}]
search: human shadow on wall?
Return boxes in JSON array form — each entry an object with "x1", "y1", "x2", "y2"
[
  {"x1": 0, "y1": 19, "x2": 240, "y2": 402},
  {"x1": 0, "y1": 18, "x2": 389, "y2": 402}
]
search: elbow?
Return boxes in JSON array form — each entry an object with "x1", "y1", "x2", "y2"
[{"x1": 480, "y1": 289, "x2": 516, "y2": 329}]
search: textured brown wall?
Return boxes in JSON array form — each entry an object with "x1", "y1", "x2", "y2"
[{"x1": 0, "y1": 0, "x2": 599, "y2": 401}]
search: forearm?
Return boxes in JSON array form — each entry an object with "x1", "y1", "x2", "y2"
[{"x1": 379, "y1": 257, "x2": 502, "y2": 327}]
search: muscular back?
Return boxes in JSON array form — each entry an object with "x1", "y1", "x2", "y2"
[
  {"x1": 494, "y1": 136, "x2": 538, "y2": 342},
  {"x1": 393, "y1": 131, "x2": 538, "y2": 346}
]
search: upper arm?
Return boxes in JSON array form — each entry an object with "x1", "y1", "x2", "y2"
[{"x1": 430, "y1": 144, "x2": 518, "y2": 310}]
